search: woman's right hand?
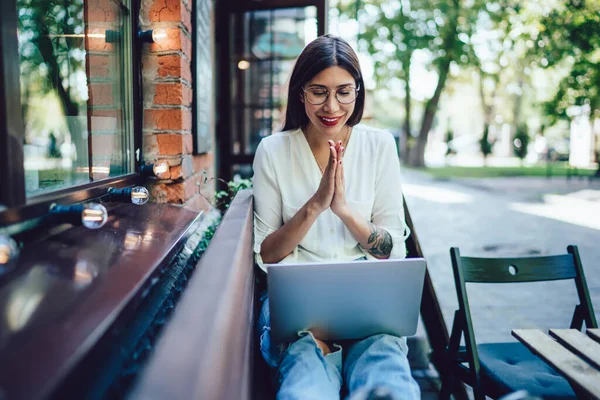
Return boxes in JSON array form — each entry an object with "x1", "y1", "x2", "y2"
[{"x1": 309, "y1": 142, "x2": 338, "y2": 213}]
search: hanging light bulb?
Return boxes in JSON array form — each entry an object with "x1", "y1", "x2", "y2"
[
  {"x1": 107, "y1": 186, "x2": 150, "y2": 205},
  {"x1": 0, "y1": 234, "x2": 19, "y2": 274},
  {"x1": 50, "y1": 203, "x2": 108, "y2": 229}
]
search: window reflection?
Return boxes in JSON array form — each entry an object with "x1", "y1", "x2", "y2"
[
  {"x1": 230, "y1": 7, "x2": 318, "y2": 159},
  {"x1": 17, "y1": 0, "x2": 133, "y2": 196}
]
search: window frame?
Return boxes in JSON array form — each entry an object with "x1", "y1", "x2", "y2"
[{"x1": 0, "y1": 0, "x2": 144, "y2": 227}]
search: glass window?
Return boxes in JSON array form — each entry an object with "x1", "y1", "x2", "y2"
[
  {"x1": 230, "y1": 7, "x2": 318, "y2": 156},
  {"x1": 17, "y1": 0, "x2": 134, "y2": 197}
]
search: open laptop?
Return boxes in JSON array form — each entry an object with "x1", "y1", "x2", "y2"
[{"x1": 266, "y1": 258, "x2": 426, "y2": 344}]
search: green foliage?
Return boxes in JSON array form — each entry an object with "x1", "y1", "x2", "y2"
[
  {"x1": 479, "y1": 125, "x2": 493, "y2": 158},
  {"x1": 197, "y1": 173, "x2": 253, "y2": 212},
  {"x1": 513, "y1": 124, "x2": 530, "y2": 160},
  {"x1": 532, "y1": 0, "x2": 600, "y2": 124},
  {"x1": 214, "y1": 179, "x2": 253, "y2": 210}
]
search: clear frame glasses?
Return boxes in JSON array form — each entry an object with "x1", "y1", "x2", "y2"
[{"x1": 302, "y1": 85, "x2": 361, "y2": 105}]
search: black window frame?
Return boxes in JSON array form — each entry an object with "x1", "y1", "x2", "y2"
[{"x1": 0, "y1": 0, "x2": 145, "y2": 228}]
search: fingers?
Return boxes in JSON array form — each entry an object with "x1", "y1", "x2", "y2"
[
  {"x1": 336, "y1": 155, "x2": 344, "y2": 188},
  {"x1": 325, "y1": 145, "x2": 336, "y2": 173}
]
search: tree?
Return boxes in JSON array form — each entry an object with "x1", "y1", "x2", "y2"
[
  {"x1": 479, "y1": 124, "x2": 493, "y2": 164},
  {"x1": 338, "y1": 0, "x2": 500, "y2": 167},
  {"x1": 513, "y1": 124, "x2": 529, "y2": 165},
  {"x1": 337, "y1": 0, "x2": 434, "y2": 162},
  {"x1": 445, "y1": 127, "x2": 454, "y2": 157},
  {"x1": 534, "y1": 0, "x2": 600, "y2": 126}
]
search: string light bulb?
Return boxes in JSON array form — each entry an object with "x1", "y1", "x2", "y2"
[
  {"x1": 0, "y1": 234, "x2": 19, "y2": 273},
  {"x1": 50, "y1": 203, "x2": 108, "y2": 229},
  {"x1": 138, "y1": 29, "x2": 167, "y2": 43},
  {"x1": 107, "y1": 186, "x2": 150, "y2": 205},
  {"x1": 139, "y1": 161, "x2": 170, "y2": 179}
]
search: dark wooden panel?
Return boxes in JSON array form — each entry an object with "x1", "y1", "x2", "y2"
[
  {"x1": 461, "y1": 254, "x2": 576, "y2": 283},
  {"x1": 131, "y1": 189, "x2": 255, "y2": 400},
  {"x1": 0, "y1": 202, "x2": 201, "y2": 400}
]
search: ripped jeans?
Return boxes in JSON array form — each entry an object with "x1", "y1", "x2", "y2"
[{"x1": 258, "y1": 294, "x2": 421, "y2": 400}]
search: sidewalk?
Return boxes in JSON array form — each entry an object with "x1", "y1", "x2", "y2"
[
  {"x1": 401, "y1": 169, "x2": 600, "y2": 346},
  {"x1": 448, "y1": 175, "x2": 600, "y2": 201}
]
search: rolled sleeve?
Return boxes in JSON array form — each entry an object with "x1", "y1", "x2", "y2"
[
  {"x1": 371, "y1": 134, "x2": 410, "y2": 259},
  {"x1": 252, "y1": 141, "x2": 283, "y2": 271}
]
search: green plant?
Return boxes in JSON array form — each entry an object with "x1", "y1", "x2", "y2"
[
  {"x1": 214, "y1": 178, "x2": 253, "y2": 210},
  {"x1": 197, "y1": 174, "x2": 253, "y2": 212}
]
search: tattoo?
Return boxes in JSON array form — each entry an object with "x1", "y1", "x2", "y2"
[{"x1": 367, "y1": 223, "x2": 393, "y2": 257}]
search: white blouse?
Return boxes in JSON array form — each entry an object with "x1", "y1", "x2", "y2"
[{"x1": 252, "y1": 124, "x2": 410, "y2": 272}]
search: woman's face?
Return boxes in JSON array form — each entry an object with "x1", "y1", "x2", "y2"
[{"x1": 302, "y1": 66, "x2": 357, "y2": 139}]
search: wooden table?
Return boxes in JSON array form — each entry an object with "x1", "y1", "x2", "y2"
[{"x1": 512, "y1": 328, "x2": 600, "y2": 399}]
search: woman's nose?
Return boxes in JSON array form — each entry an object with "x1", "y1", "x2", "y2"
[{"x1": 322, "y1": 93, "x2": 339, "y2": 113}]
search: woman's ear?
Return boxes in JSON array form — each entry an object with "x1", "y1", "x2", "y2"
[{"x1": 299, "y1": 91, "x2": 305, "y2": 104}]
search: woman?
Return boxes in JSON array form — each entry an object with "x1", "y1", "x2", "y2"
[{"x1": 253, "y1": 34, "x2": 419, "y2": 400}]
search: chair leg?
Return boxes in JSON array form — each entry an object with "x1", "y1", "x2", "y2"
[
  {"x1": 472, "y1": 380, "x2": 486, "y2": 400},
  {"x1": 439, "y1": 362, "x2": 455, "y2": 400}
]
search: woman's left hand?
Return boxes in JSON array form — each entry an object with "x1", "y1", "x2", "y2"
[{"x1": 330, "y1": 141, "x2": 349, "y2": 218}]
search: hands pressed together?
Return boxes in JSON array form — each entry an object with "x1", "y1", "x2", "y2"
[{"x1": 311, "y1": 139, "x2": 349, "y2": 218}]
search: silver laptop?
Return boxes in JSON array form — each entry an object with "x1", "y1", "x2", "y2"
[{"x1": 267, "y1": 258, "x2": 426, "y2": 344}]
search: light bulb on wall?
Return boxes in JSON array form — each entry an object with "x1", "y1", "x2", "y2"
[
  {"x1": 138, "y1": 29, "x2": 167, "y2": 43},
  {"x1": 139, "y1": 161, "x2": 170, "y2": 179},
  {"x1": 50, "y1": 203, "x2": 108, "y2": 229},
  {"x1": 107, "y1": 186, "x2": 150, "y2": 205},
  {"x1": 238, "y1": 60, "x2": 250, "y2": 70},
  {"x1": 0, "y1": 234, "x2": 19, "y2": 274}
]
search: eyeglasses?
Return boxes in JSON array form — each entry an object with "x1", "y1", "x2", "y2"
[{"x1": 302, "y1": 85, "x2": 361, "y2": 105}]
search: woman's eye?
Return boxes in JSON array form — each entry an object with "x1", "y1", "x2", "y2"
[
  {"x1": 312, "y1": 91, "x2": 327, "y2": 97},
  {"x1": 338, "y1": 91, "x2": 351, "y2": 96}
]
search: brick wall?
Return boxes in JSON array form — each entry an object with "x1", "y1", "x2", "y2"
[{"x1": 139, "y1": 0, "x2": 215, "y2": 212}]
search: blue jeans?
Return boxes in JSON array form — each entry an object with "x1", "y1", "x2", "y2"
[{"x1": 258, "y1": 295, "x2": 421, "y2": 399}]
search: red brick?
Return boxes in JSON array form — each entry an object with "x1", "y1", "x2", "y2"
[
  {"x1": 150, "y1": 28, "x2": 192, "y2": 59},
  {"x1": 192, "y1": 153, "x2": 214, "y2": 172},
  {"x1": 148, "y1": 0, "x2": 192, "y2": 32},
  {"x1": 168, "y1": 155, "x2": 194, "y2": 179},
  {"x1": 86, "y1": 28, "x2": 113, "y2": 52},
  {"x1": 157, "y1": 55, "x2": 192, "y2": 82},
  {"x1": 90, "y1": 109, "x2": 120, "y2": 118},
  {"x1": 88, "y1": 55, "x2": 111, "y2": 78},
  {"x1": 87, "y1": 0, "x2": 119, "y2": 22},
  {"x1": 89, "y1": 83, "x2": 114, "y2": 106},
  {"x1": 144, "y1": 109, "x2": 192, "y2": 131},
  {"x1": 154, "y1": 83, "x2": 192, "y2": 106},
  {"x1": 155, "y1": 133, "x2": 193, "y2": 155},
  {"x1": 150, "y1": 178, "x2": 198, "y2": 204}
]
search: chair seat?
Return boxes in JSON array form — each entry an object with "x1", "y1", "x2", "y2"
[{"x1": 477, "y1": 342, "x2": 576, "y2": 399}]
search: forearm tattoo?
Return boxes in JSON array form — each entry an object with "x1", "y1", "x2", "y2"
[{"x1": 367, "y1": 223, "x2": 393, "y2": 257}]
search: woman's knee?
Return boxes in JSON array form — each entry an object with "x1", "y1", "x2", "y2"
[{"x1": 353, "y1": 334, "x2": 409, "y2": 358}]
